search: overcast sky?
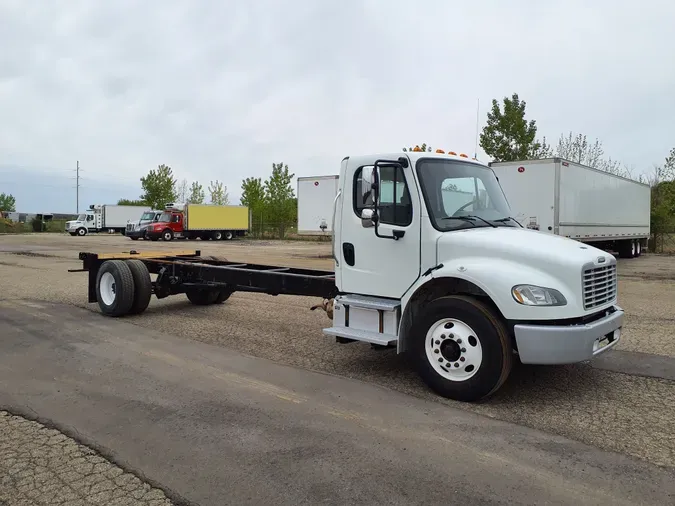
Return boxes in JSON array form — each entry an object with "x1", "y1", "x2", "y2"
[{"x1": 1, "y1": 0, "x2": 674, "y2": 213}]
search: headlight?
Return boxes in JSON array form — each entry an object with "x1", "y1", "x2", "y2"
[{"x1": 512, "y1": 285, "x2": 566, "y2": 306}]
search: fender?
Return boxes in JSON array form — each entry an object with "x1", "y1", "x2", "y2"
[{"x1": 396, "y1": 257, "x2": 582, "y2": 354}]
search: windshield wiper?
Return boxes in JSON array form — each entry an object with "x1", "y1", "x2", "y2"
[
  {"x1": 493, "y1": 216, "x2": 523, "y2": 228},
  {"x1": 441, "y1": 215, "x2": 497, "y2": 228}
]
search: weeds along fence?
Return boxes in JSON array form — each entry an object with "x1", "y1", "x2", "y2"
[
  {"x1": 0, "y1": 218, "x2": 69, "y2": 234},
  {"x1": 650, "y1": 231, "x2": 675, "y2": 254}
]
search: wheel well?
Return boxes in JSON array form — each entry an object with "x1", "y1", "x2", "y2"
[{"x1": 398, "y1": 277, "x2": 507, "y2": 353}]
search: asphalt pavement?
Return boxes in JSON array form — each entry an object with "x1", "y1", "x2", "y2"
[{"x1": 1, "y1": 298, "x2": 674, "y2": 506}]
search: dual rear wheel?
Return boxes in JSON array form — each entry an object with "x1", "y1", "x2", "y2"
[{"x1": 95, "y1": 259, "x2": 232, "y2": 317}]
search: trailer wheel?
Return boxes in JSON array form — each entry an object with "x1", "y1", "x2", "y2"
[
  {"x1": 409, "y1": 295, "x2": 513, "y2": 402},
  {"x1": 212, "y1": 231, "x2": 223, "y2": 240},
  {"x1": 77, "y1": 227, "x2": 87, "y2": 237},
  {"x1": 186, "y1": 288, "x2": 219, "y2": 305},
  {"x1": 96, "y1": 260, "x2": 135, "y2": 317},
  {"x1": 224, "y1": 231, "x2": 233, "y2": 240},
  {"x1": 636, "y1": 241, "x2": 642, "y2": 257},
  {"x1": 125, "y1": 259, "x2": 152, "y2": 315},
  {"x1": 162, "y1": 229, "x2": 173, "y2": 241}
]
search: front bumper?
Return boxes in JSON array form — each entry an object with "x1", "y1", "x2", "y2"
[
  {"x1": 126, "y1": 229, "x2": 145, "y2": 239},
  {"x1": 514, "y1": 306, "x2": 624, "y2": 364}
]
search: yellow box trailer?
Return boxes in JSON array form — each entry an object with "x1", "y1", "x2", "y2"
[{"x1": 184, "y1": 204, "x2": 250, "y2": 232}]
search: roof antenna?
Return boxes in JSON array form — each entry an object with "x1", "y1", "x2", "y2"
[{"x1": 474, "y1": 98, "x2": 480, "y2": 160}]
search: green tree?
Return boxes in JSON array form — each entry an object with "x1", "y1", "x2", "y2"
[
  {"x1": 117, "y1": 198, "x2": 147, "y2": 206},
  {"x1": 402, "y1": 143, "x2": 432, "y2": 152},
  {"x1": 264, "y1": 162, "x2": 296, "y2": 239},
  {"x1": 480, "y1": 92, "x2": 546, "y2": 162},
  {"x1": 187, "y1": 181, "x2": 205, "y2": 204},
  {"x1": 208, "y1": 179, "x2": 229, "y2": 205},
  {"x1": 139, "y1": 164, "x2": 178, "y2": 209},
  {"x1": 240, "y1": 176, "x2": 266, "y2": 235},
  {"x1": 0, "y1": 193, "x2": 16, "y2": 212},
  {"x1": 648, "y1": 147, "x2": 675, "y2": 252}
]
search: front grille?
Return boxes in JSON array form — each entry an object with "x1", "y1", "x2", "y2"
[
  {"x1": 126, "y1": 223, "x2": 135, "y2": 231},
  {"x1": 583, "y1": 264, "x2": 617, "y2": 310}
]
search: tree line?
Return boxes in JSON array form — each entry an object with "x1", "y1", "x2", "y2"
[{"x1": 117, "y1": 162, "x2": 298, "y2": 239}]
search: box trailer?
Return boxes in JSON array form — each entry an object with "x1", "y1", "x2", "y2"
[
  {"x1": 297, "y1": 175, "x2": 340, "y2": 235},
  {"x1": 144, "y1": 203, "x2": 250, "y2": 241},
  {"x1": 72, "y1": 150, "x2": 626, "y2": 404},
  {"x1": 65, "y1": 204, "x2": 153, "y2": 236},
  {"x1": 489, "y1": 158, "x2": 651, "y2": 258}
]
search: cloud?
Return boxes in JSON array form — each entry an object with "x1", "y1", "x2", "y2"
[{"x1": 1, "y1": 0, "x2": 674, "y2": 212}]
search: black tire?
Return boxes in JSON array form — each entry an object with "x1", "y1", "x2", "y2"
[
  {"x1": 224, "y1": 231, "x2": 234, "y2": 240},
  {"x1": 69, "y1": 232, "x2": 76, "y2": 236},
  {"x1": 95, "y1": 260, "x2": 135, "y2": 317},
  {"x1": 130, "y1": 236, "x2": 139, "y2": 241},
  {"x1": 186, "y1": 288, "x2": 218, "y2": 305},
  {"x1": 214, "y1": 286, "x2": 234, "y2": 304},
  {"x1": 77, "y1": 227, "x2": 86, "y2": 237},
  {"x1": 162, "y1": 229, "x2": 173, "y2": 241},
  {"x1": 125, "y1": 259, "x2": 152, "y2": 315},
  {"x1": 150, "y1": 237, "x2": 159, "y2": 242},
  {"x1": 636, "y1": 240, "x2": 642, "y2": 257},
  {"x1": 212, "y1": 231, "x2": 223, "y2": 240},
  {"x1": 618, "y1": 240, "x2": 633, "y2": 259},
  {"x1": 409, "y1": 295, "x2": 513, "y2": 402}
]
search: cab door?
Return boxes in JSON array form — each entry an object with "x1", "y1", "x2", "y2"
[
  {"x1": 338, "y1": 157, "x2": 421, "y2": 299},
  {"x1": 170, "y1": 213, "x2": 183, "y2": 234}
]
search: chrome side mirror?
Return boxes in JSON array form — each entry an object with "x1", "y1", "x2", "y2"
[{"x1": 361, "y1": 208, "x2": 375, "y2": 228}]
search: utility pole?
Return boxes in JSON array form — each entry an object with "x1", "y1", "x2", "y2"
[{"x1": 76, "y1": 160, "x2": 80, "y2": 213}]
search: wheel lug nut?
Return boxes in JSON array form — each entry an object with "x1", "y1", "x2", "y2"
[
  {"x1": 454, "y1": 363, "x2": 460, "y2": 368},
  {"x1": 434, "y1": 349, "x2": 439, "y2": 354},
  {"x1": 438, "y1": 358, "x2": 443, "y2": 363},
  {"x1": 460, "y1": 357, "x2": 465, "y2": 362},
  {"x1": 440, "y1": 335, "x2": 445, "y2": 339},
  {"x1": 449, "y1": 333, "x2": 454, "y2": 339},
  {"x1": 435, "y1": 340, "x2": 440, "y2": 345},
  {"x1": 461, "y1": 348, "x2": 466, "y2": 353},
  {"x1": 456, "y1": 338, "x2": 462, "y2": 344}
]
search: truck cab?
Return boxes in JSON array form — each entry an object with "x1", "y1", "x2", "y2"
[
  {"x1": 65, "y1": 209, "x2": 98, "y2": 236},
  {"x1": 326, "y1": 150, "x2": 623, "y2": 401},
  {"x1": 146, "y1": 208, "x2": 184, "y2": 241}
]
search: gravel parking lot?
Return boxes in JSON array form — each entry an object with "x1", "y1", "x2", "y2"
[{"x1": 1, "y1": 233, "x2": 674, "y2": 470}]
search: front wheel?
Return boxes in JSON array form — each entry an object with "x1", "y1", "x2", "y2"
[
  {"x1": 410, "y1": 295, "x2": 513, "y2": 402},
  {"x1": 77, "y1": 227, "x2": 87, "y2": 236},
  {"x1": 162, "y1": 229, "x2": 173, "y2": 241}
]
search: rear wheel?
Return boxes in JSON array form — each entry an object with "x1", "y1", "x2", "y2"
[
  {"x1": 224, "y1": 231, "x2": 234, "y2": 240},
  {"x1": 635, "y1": 240, "x2": 642, "y2": 257},
  {"x1": 410, "y1": 295, "x2": 512, "y2": 402},
  {"x1": 214, "y1": 286, "x2": 234, "y2": 304},
  {"x1": 96, "y1": 260, "x2": 135, "y2": 317},
  {"x1": 212, "y1": 231, "x2": 223, "y2": 240},
  {"x1": 125, "y1": 259, "x2": 152, "y2": 315}
]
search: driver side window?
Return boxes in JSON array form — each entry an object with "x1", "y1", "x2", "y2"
[
  {"x1": 353, "y1": 165, "x2": 413, "y2": 227},
  {"x1": 441, "y1": 177, "x2": 491, "y2": 215}
]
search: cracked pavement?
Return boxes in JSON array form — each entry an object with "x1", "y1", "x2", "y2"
[{"x1": 0, "y1": 411, "x2": 173, "y2": 506}]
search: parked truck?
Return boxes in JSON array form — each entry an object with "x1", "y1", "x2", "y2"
[
  {"x1": 65, "y1": 204, "x2": 153, "y2": 236},
  {"x1": 125, "y1": 210, "x2": 163, "y2": 240},
  {"x1": 489, "y1": 158, "x2": 651, "y2": 258},
  {"x1": 297, "y1": 175, "x2": 340, "y2": 235},
  {"x1": 144, "y1": 203, "x2": 250, "y2": 241},
  {"x1": 71, "y1": 150, "x2": 623, "y2": 402}
]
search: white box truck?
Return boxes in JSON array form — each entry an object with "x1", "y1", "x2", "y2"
[
  {"x1": 76, "y1": 150, "x2": 625, "y2": 403},
  {"x1": 297, "y1": 175, "x2": 340, "y2": 235},
  {"x1": 489, "y1": 158, "x2": 651, "y2": 258},
  {"x1": 65, "y1": 204, "x2": 153, "y2": 236}
]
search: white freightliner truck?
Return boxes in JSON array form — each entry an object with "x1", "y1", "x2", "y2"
[
  {"x1": 72, "y1": 151, "x2": 623, "y2": 402},
  {"x1": 489, "y1": 158, "x2": 651, "y2": 258},
  {"x1": 65, "y1": 204, "x2": 153, "y2": 236}
]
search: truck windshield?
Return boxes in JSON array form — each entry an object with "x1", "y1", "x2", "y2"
[
  {"x1": 76, "y1": 214, "x2": 86, "y2": 221},
  {"x1": 159, "y1": 212, "x2": 172, "y2": 223},
  {"x1": 416, "y1": 158, "x2": 514, "y2": 231},
  {"x1": 140, "y1": 212, "x2": 155, "y2": 220}
]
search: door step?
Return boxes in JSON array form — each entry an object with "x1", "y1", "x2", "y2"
[
  {"x1": 322, "y1": 326, "x2": 397, "y2": 346},
  {"x1": 323, "y1": 294, "x2": 401, "y2": 346}
]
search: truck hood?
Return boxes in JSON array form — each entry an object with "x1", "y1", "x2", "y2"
[{"x1": 437, "y1": 226, "x2": 614, "y2": 271}]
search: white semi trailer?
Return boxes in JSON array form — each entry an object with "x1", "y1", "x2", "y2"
[
  {"x1": 74, "y1": 150, "x2": 624, "y2": 402},
  {"x1": 297, "y1": 175, "x2": 340, "y2": 235},
  {"x1": 489, "y1": 158, "x2": 651, "y2": 258},
  {"x1": 65, "y1": 204, "x2": 153, "y2": 236}
]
